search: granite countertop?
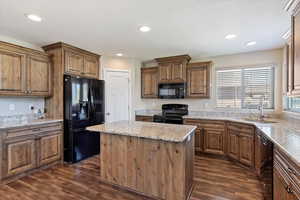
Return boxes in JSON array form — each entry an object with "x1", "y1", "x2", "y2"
[
  {"x1": 184, "y1": 114, "x2": 300, "y2": 166},
  {"x1": 87, "y1": 120, "x2": 197, "y2": 142},
  {"x1": 135, "y1": 110, "x2": 161, "y2": 117},
  {"x1": 0, "y1": 118, "x2": 63, "y2": 131}
]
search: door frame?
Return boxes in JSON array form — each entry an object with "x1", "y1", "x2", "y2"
[{"x1": 103, "y1": 68, "x2": 132, "y2": 122}]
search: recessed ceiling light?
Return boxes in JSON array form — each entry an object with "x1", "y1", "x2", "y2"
[
  {"x1": 225, "y1": 34, "x2": 237, "y2": 40},
  {"x1": 116, "y1": 53, "x2": 123, "y2": 57},
  {"x1": 246, "y1": 41, "x2": 257, "y2": 46},
  {"x1": 26, "y1": 14, "x2": 42, "y2": 22},
  {"x1": 139, "y1": 26, "x2": 151, "y2": 32}
]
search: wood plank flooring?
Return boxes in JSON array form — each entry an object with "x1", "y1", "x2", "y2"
[{"x1": 0, "y1": 155, "x2": 266, "y2": 200}]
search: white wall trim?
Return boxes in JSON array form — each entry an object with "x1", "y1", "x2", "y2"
[{"x1": 103, "y1": 68, "x2": 132, "y2": 121}]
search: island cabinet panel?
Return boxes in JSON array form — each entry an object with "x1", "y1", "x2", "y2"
[
  {"x1": 100, "y1": 133, "x2": 194, "y2": 200},
  {"x1": 141, "y1": 67, "x2": 158, "y2": 98},
  {"x1": 186, "y1": 62, "x2": 211, "y2": 98}
]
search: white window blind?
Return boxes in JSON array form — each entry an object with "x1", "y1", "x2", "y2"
[{"x1": 216, "y1": 66, "x2": 274, "y2": 109}]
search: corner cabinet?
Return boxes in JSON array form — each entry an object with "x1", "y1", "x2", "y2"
[
  {"x1": 0, "y1": 41, "x2": 52, "y2": 97},
  {"x1": 155, "y1": 55, "x2": 191, "y2": 83},
  {"x1": 141, "y1": 67, "x2": 158, "y2": 98},
  {"x1": 186, "y1": 62, "x2": 211, "y2": 98},
  {"x1": 227, "y1": 122, "x2": 255, "y2": 167},
  {"x1": 1, "y1": 122, "x2": 63, "y2": 183}
]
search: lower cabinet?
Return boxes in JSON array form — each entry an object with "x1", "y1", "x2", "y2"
[
  {"x1": 38, "y1": 133, "x2": 62, "y2": 166},
  {"x1": 1, "y1": 122, "x2": 63, "y2": 181},
  {"x1": 135, "y1": 115, "x2": 153, "y2": 122},
  {"x1": 2, "y1": 137, "x2": 36, "y2": 178},
  {"x1": 227, "y1": 122, "x2": 255, "y2": 167},
  {"x1": 274, "y1": 168, "x2": 298, "y2": 200}
]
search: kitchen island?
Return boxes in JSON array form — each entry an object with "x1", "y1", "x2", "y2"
[{"x1": 87, "y1": 120, "x2": 196, "y2": 200}]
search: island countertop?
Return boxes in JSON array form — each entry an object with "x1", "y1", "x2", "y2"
[{"x1": 86, "y1": 120, "x2": 197, "y2": 142}]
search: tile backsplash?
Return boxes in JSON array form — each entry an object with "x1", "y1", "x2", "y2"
[{"x1": 0, "y1": 97, "x2": 44, "y2": 116}]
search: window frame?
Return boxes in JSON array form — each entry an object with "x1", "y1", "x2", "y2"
[{"x1": 215, "y1": 64, "x2": 275, "y2": 110}]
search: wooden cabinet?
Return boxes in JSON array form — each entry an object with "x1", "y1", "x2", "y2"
[
  {"x1": 141, "y1": 67, "x2": 158, "y2": 98},
  {"x1": 38, "y1": 133, "x2": 62, "y2": 166},
  {"x1": 42, "y1": 42, "x2": 101, "y2": 118},
  {"x1": 83, "y1": 55, "x2": 99, "y2": 78},
  {"x1": 65, "y1": 50, "x2": 84, "y2": 75},
  {"x1": 27, "y1": 55, "x2": 52, "y2": 96},
  {"x1": 184, "y1": 119, "x2": 225, "y2": 155},
  {"x1": 0, "y1": 41, "x2": 51, "y2": 97},
  {"x1": 135, "y1": 115, "x2": 153, "y2": 122},
  {"x1": 227, "y1": 122, "x2": 255, "y2": 167},
  {"x1": 2, "y1": 137, "x2": 36, "y2": 178},
  {"x1": 186, "y1": 62, "x2": 211, "y2": 98},
  {"x1": 155, "y1": 55, "x2": 191, "y2": 83},
  {"x1": 1, "y1": 122, "x2": 63, "y2": 182}
]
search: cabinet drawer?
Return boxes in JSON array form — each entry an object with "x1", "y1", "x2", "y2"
[
  {"x1": 274, "y1": 148, "x2": 300, "y2": 187},
  {"x1": 4, "y1": 122, "x2": 62, "y2": 139},
  {"x1": 227, "y1": 122, "x2": 254, "y2": 135}
]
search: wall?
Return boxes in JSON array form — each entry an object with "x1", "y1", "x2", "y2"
[
  {"x1": 135, "y1": 48, "x2": 284, "y2": 113},
  {"x1": 0, "y1": 35, "x2": 45, "y2": 116}
]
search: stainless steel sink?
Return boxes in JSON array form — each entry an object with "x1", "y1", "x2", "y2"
[{"x1": 243, "y1": 118, "x2": 278, "y2": 124}]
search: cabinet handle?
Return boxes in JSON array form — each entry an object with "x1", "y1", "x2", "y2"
[
  {"x1": 287, "y1": 167, "x2": 296, "y2": 175},
  {"x1": 286, "y1": 186, "x2": 293, "y2": 194}
]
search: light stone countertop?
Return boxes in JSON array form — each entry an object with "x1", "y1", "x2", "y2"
[
  {"x1": 183, "y1": 114, "x2": 300, "y2": 166},
  {"x1": 0, "y1": 118, "x2": 63, "y2": 131},
  {"x1": 135, "y1": 110, "x2": 161, "y2": 117},
  {"x1": 87, "y1": 120, "x2": 197, "y2": 142}
]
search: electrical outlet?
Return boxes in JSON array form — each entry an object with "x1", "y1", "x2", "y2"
[
  {"x1": 9, "y1": 104, "x2": 15, "y2": 111},
  {"x1": 29, "y1": 105, "x2": 35, "y2": 111}
]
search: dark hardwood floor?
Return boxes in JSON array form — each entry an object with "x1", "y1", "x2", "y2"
[{"x1": 0, "y1": 155, "x2": 266, "y2": 200}]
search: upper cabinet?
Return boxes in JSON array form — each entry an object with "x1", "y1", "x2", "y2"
[
  {"x1": 186, "y1": 62, "x2": 211, "y2": 98},
  {"x1": 43, "y1": 42, "x2": 100, "y2": 79},
  {"x1": 141, "y1": 67, "x2": 158, "y2": 98},
  {"x1": 0, "y1": 41, "x2": 51, "y2": 97},
  {"x1": 285, "y1": 0, "x2": 300, "y2": 96},
  {"x1": 155, "y1": 55, "x2": 191, "y2": 83}
]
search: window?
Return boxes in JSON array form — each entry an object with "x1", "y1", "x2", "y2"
[
  {"x1": 216, "y1": 66, "x2": 275, "y2": 109},
  {"x1": 284, "y1": 96, "x2": 300, "y2": 112}
]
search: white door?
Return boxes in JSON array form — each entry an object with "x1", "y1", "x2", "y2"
[{"x1": 105, "y1": 70, "x2": 130, "y2": 122}]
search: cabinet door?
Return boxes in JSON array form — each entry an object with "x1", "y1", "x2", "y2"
[
  {"x1": 141, "y1": 67, "x2": 158, "y2": 98},
  {"x1": 2, "y1": 139, "x2": 36, "y2": 178},
  {"x1": 64, "y1": 50, "x2": 84, "y2": 75},
  {"x1": 0, "y1": 49, "x2": 26, "y2": 95},
  {"x1": 172, "y1": 62, "x2": 185, "y2": 82},
  {"x1": 203, "y1": 129, "x2": 224, "y2": 155},
  {"x1": 194, "y1": 128, "x2": 203, "y2": 152},
  {"x1": 159, "y1": 63, "x2": 172, "y2": 82},
  {"x1": 292, "y1": 13, "x2": 300, "y2": 96},
  {"x1": 227, "y1": 130, "x2": 239, "y2": 161},
  {"x1": 187, "y1": 65, "x2": 209, "y2": 98},
  {"x1": 83, "y1": 55, "x2": 99, "y2": 78},
  {"x1": 239, "y1": 133, "x2": 254, "y2": 167},
  {"x1": 38, "y1": 133, "x2": 62, "y2": 166},
  {"x1": 274, "y1": 169, "x2": 289, "y2": 200},
  {"x1": 27, "y1": 56, "x2": 51, "y2": 96}
]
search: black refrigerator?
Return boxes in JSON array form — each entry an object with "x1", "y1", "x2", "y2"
[{"x1": 64, "y1": 74, "x2": 105, "y2": 163}]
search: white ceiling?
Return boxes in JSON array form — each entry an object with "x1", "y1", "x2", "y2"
[{"x1": 0, "y1": 0, "x2": 290, "y2": 60}]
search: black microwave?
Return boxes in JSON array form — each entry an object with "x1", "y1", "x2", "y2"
[{"x1": 158, "y1": 83, "x2": 186, "y2": 99}]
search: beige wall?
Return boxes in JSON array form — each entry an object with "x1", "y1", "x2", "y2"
[{"x1": 135, "y1": 48, "x2": 284, "y2": 113}]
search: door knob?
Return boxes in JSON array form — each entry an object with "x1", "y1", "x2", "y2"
[{"x1": 106, "y1": 113, "x2": 110, "y2": 116}]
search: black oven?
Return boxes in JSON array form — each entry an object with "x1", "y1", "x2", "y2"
[{"x1": 158, "y1": 83, "x2": 185, "y2": 99}]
